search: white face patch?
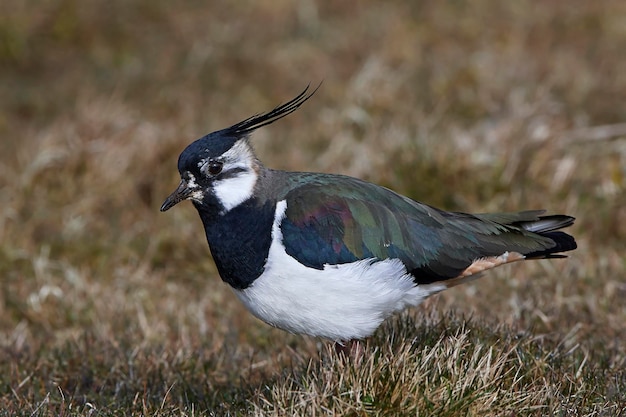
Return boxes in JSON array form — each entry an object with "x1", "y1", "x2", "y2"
[
  {"x1": 212, "y1": 171, "x2": 257, "y2": 213},
  {"x1": 186, "y1": 172, "x2": 199, "y2": 189},
  {"x1": 209, "y1": 140, "x2": 259, "y2": 213},
  {"x1": 185, "y1": 172, "x2": 205, "y2": 202}
]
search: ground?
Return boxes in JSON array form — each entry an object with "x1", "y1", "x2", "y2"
[{"x1": 0, "y1": 1, "x2": 625, "y2": 415}]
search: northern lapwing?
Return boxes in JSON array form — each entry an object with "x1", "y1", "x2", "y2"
[{"x1": 161, "y1": 86, "x2": 576, "y2": 344}]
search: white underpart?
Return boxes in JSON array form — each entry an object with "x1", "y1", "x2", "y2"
[
  {"x1": 234, "y1": 200, "x2": 447, "y2": 341},
  {"x1": 205, "y1": 140, "x2": 258, "y2": 213}
]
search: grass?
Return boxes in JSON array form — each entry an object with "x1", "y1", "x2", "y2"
[
  {"x1": 1, "y1": 0, "x2": 625, "y2": 415},
  {"x1": 2, "y1": 313, "x2": 624, "y2": 415}
]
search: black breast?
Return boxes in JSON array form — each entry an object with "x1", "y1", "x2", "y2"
[{"x1": 195, "y1": 198, "x2": 276, "y2": 290}]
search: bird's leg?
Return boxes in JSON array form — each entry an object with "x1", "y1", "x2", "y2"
[{"x1": 334, "y1": 339, "x2": 364, "y2": 363}]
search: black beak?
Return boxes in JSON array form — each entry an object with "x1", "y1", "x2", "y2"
[{"x1": 160, "y1": 180, "x2": 192, "y2": 212}]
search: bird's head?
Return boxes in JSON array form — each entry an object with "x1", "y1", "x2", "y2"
[{"x1": 160, "y1": 85, "x2": 318, "y2": 215}]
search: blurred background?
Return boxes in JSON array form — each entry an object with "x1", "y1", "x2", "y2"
[{"x1": 0, "y1": 0, "x2": 625, "y2": 405}]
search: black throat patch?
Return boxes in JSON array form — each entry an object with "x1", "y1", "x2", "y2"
[{"x1": 195, "y1": 198, "x2": 275, "y2": 290}]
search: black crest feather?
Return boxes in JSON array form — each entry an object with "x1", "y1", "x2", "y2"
[{"x1": 223, "y1": 84, "x2": 320, "y2": 137}]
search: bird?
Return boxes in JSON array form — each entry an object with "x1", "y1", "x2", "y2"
[{"x1": 160, "y1": 86, "x2": 576, "y2": 344}]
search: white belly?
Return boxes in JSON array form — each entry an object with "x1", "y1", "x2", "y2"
[{"x1": 233, "y1": 200, "x2": 446, "y2": 341}]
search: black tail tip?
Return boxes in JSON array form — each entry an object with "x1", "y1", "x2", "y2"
[{"x1": 527, "y1": 230, "x2": 577, "y2": 259}]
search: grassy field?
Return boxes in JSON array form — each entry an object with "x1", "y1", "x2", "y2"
[{"x1": 1, "y1": 1, "x2": 625, "y2": 415}]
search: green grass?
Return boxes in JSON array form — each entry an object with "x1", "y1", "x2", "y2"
[{"x1": 1, "y1": 0, "x2": 625, "y2": 415}]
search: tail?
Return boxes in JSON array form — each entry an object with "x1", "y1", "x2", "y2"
[
  {"x1": 513, "y1": 214, "x2": 577, "y2": 258},
  {"x1": 439, "y1": 212, "x2": 577, "y2": 288}
]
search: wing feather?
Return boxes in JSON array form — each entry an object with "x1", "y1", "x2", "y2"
[{"x1": 279, "y1": 174, "x2": 575, "y2": 284}]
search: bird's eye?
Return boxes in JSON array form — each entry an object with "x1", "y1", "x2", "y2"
[{"x1": 207, "y1": 161, "x2": 223, "y2": 175}]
